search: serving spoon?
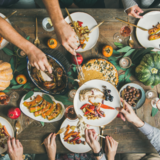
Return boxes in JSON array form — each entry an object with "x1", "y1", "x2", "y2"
[{"x1": 34, "y1": 18, "x2": 40, "y2": 47}]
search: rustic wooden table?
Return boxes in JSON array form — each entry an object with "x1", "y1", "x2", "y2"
[{"x1": 0, "y1": 8, "x2": 160, "y2": 154}]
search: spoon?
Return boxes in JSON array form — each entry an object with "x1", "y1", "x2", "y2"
[
  {"x1": 15, "y1": 121, "x2": 21, "y2": 139},
  {"x1": 34, "y1": 18, "x2": 40, "y2": 46},
  {"x1": 129, "y1": 35, "x2": 134, "y2": 48}
]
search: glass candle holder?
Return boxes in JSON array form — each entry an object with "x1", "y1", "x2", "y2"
[
  {"x1": 145, "y1": 90, "x2": 157, "y2": 99},
  {"x1": 119, "y1": 57, "x2": 132, "y2": 68}
]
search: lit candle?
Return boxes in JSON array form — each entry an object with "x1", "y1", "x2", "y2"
[{"x1": 119, "y1": 57, "x2": 132, "y2": 68}]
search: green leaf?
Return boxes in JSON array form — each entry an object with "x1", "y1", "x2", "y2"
[
  {"x1": 114, "y1": 42, "x2": 124, "y2": 48},
  {"x1": 119, "y1": 74, "x2": 125, "y2": 82},
  {"x1": 108, "y1": 56, "x2": 118, "y2": 61},
  {"x1": 10, "y1": 57, "x2": 15, "y2": 72},
  {"x1": 54, "y1": 95, "x2": 73, "y2": 105},
  {"x1": 113, "y1": 50, "x2": 121, "y2": 55},
  {"x1": 40, "y1": 122, "x2": 44, "y2": 126},
  {"x1": 123, "y1": 49, "x2": 135, "y2": 57},
  {"x1": 72, "y1": 66, "x2": 77, "y2": 72},
  {"x1": 26, "y1": 36, "x2": 30, "y2": 40},
  {"x1": 10, "y1": 78, "x2": 17, "y2": 85},
  {"x1": 68, "y1": 76, "x2": 75, "y2": 83},
  {"x1": 67, "y1": 71, "x2": 72, "y2": 76},
  {"x1": 16, "y1": 63, "x2": 27, "y2": 72},
  {"x1": 23, "y1": 91, "x2": 34, "y2": 100},
  {"x1": 12, "y1": 84, "x2": 23, "y2": 89},
  {"x1": 124, "y1": 68, "x2": 131, "y2": 78},
  {"x1": 117, "y1": 46, "x2": 131, "y2": 53},
  {"x1": 2, "y1": 48, "x2": 14, "y2": 56},
  {"x1": 109, "y1": 61, "x2": 122, "y2": 71},
  {"x1": 151, "y1": 85, "x2": 154, "y2": 89},
  {"x1": 72, "y1": 64, "x2": 77, "y2": 67},
  {"x1": 23, "y1": 82, "x2": 31, "y2": 89},
  {"x1": 151, "y1": 107, "x2": 159, "y2": 117},
  {"x1": 3, "y1": 90, "x2": 10, "y2": 93},
  {"x1": 43, "y1": 94, "x2": 53, "y2": 104},
  {"x1": 34, "y1": 87, "x2": 41, "y2": 91}
]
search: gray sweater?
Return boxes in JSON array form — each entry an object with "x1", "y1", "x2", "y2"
[
  {"x1": 101, "y1": 122, "x2": 160, "y2": 160},
  {"x1": 122, "y1": 0, "x2": 160, "y2": 11}
]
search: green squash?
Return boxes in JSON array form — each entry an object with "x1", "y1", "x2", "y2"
[{"x1": 135, "y1": 53, "x2": 160, "y2": 86}]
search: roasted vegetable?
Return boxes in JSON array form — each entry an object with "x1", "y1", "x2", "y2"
[
  {"x1": 148, "y1": 32, "x2": 160, "y2": 41},
  {"x1": 148, "y1": 23, "x2": 160, "y2": 35}
]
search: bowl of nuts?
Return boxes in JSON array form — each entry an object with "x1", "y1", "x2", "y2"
[{"x1": 119, "y1": 83, "x2": 145, "y2": 110}]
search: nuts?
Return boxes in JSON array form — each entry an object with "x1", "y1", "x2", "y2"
[{"x1": 121, "y1": 85, "x2": 142, "y2": 107}]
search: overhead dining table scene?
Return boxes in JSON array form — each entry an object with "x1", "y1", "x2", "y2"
[{"x1": 0, "y1": 8, "x2": 160, "y2": 155}]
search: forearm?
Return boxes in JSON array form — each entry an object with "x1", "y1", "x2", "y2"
[
  {"x1": 122, "y1": 0, "x2": 137, "y2": 11},
  {"x1": 42, "y1": 0, "x2": 64, "y2": 27},
  {"x1": 0, "y1": 17, "x2": 35, "y2": 55},
  {"x1": 138, "y1": 122, "x2": 160, "y2": 155}
]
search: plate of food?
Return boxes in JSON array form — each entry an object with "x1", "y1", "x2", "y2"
[
  {"x1": 20, "y1": 92, "x2": 65, "y2": 122},
  {"x1": 136, "y1": 11, "x2": 160, "y2": 51},
  {"x1": 0, "y1": 13, "x2": 11, "y2": 49},
  {"x1": 0, "y1": 117, "x2": 14, "y2": 154},
  {"x1": 65, "y1": 12, "x2": 99, "y2": 52},
  {"x1": 60, "y1": 118, "x2": 99, "y2": 153},
  {"x1": 119, "y1": 83, "x2": 145, "y2": 110},
  {"x1": 74, "y1": 79, "x2": 120, "y2": 126},
  {"x1": 78, "y1": 59, "x2": 119, "y2": 87},
  {"x1": 27, "y1": 54, "x2": 68, "y2": 95}
]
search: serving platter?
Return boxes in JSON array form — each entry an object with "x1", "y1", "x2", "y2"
[
  {"x1": 27, "y1": 54, "x2": 68, "y2": 95},
  {"x1": 119, "y1": 83, "x2": 145, "y2": 110},
  {"x1": 0, "y1": 13, "x2": 11, "y2": 49},
  {"x1": 20, "y1": 92, "x2": 65, "y2": 123},
  {"x1": 0, "y1": 117, "x2": 14, "y2": 154},
  {"x1": 60, "y1": 118, "x2": 100, "y2": 153},
  {"x1": 74, "y1": 79, "x2": 120, "y2": 126},
  {"x1": 65, "y1": 12, "x2": 99, "y2": 52},
  {"x1": 136, "y1": 11, "x2": 160, "y2": 51}
]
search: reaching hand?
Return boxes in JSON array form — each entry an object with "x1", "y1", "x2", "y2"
[
  {"x1": 85, "y1": 129, "x2": 102, "y2": 159},
  {"x1": 126, "y1": 5, "x2": 143, "y2": 18},
  {"x1": 116, "y1": 98, "x2": 144, "y2": 128},
  {"x1": 7, "y1": 137, "x2": 23, "y2": 160},
  {"x1": 54, "y1": 20, "x2": 77, "y2": 55},
  {"x1": 27, "y1": 45, "x2": 52, "y2": 73},
  {"x1": 105, "y1": 136, "x2": 118, "y2": 160},
  {"x1": 44, "y1": 133, "x2": 56, "y2": 160}
]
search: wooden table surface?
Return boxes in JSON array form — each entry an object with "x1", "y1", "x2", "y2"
[{"x1": 0, "y1": 8, "x2": 160, "y2": 154}]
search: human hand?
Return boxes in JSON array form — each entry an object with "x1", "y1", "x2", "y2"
[
  {"x1": 126, "y1": 5, "x2": 143, "y2": 18},
  {"x1": 44, "y1": 133, "x2": 56, "y2": 160},
  {"x1": 105, "y1": 136, "x2": 118, "y2": 160},
  {"x1": 27, "y1": 45, "x2": 52, "y2": 73},
  {"x1": 116, "y1": 98, "x2": 144, "y2": 128},
  {"x1": 54, "y1": 20, "x2": 77, "y2": 55},
  {"x1": 7, "y1": 137, "x2": 23, "y2": 160},
  {"x1": 85, "y1": 129, "x2": 102, "y2": 159}
]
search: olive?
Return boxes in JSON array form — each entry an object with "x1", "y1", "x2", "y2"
[
  {"x1": 124, "y1": 88, "x2": 127, "y2": 92},
  {"x1": 108, "y1": 90, "x2": 111, "y2": 94},
  {"x1": 105, "y1": 95, "x2": 109, "y2": 101},
  {"x1": 109, "y1": 95, "x2": 113, "y2": 102},
  {"x1": 132, "y1": 87, "x2": 136, "y2": 91},
  {"x1": 136, "y1": 93, "x2": 140, "y2": 97}
]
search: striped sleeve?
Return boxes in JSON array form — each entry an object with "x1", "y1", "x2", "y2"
[
  {"x1": 122, "y1": 0, "x2": 138, "y2": 11},
  {"x1": 138, "y1": 122, "x2": 160, "y2": 155}
]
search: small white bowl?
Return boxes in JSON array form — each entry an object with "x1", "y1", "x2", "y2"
[{"x1": 42, "y1": 17, "x2": 54, "y2": 32}]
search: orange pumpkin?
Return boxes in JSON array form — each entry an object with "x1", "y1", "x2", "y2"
[
  {"x1": 102, "y1": 45, "x2": 113, "y2": 57},
  {"x1": 47, "y1": 38, "x2": 57, "y2": 49},
  {"x1": 16, "y1": 74, "x2": 27, "y2": 84},
  {"x1": 0, "y1": 61, "x2": 13, "y2": 91}
]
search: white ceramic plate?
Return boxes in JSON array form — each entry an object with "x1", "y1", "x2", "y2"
[
  {"x1": 0, "y1": 13, "x2": 11, "y2": 49},
  {"x1": 136, "y1": 11, "x2": 160, "y2": 51},
  {"x1": 20, "y1": 92, "x2": 65, "y2": 123},
  {"x1": 65, "y1": 12, "x2": 99, "y2": 52},
  {"x1": 0, "y1": 117, "x2": 14, "y2": 154},
  {"x1": 60, "y1": 118, "x2": 99, "y2": 153},
  {"x1": 119, "y1": 83, "x2": 145, "y2": 110},
  {"x1": 74, "y1": 80, "x2": 119, "y2": 126}
]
